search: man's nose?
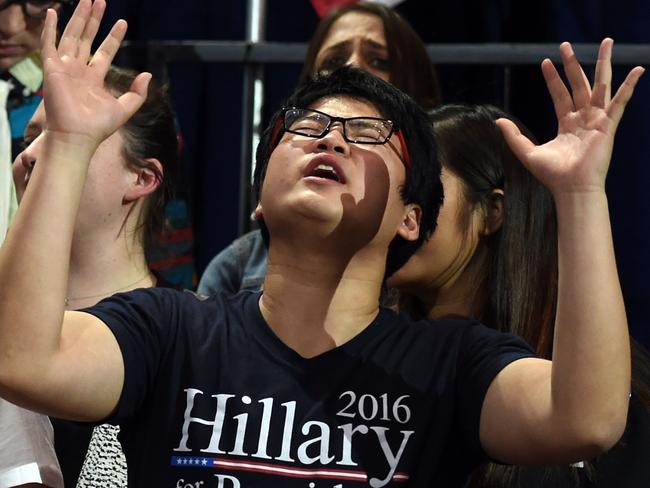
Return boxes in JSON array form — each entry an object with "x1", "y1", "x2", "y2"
[{"x1": 316, "y1": 122, "x2": 349, "y2": 155}]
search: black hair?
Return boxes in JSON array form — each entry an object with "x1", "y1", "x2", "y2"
[
  {"x1": 104, "y1": 66, "x2": 179, "y2": 257},
  {"x1": 253, "y1": 67, "x2": 442, "y2": 277},
  {"x1": 428, "y1": 104, "x2": 557, "y2": 356},
  {"x1": 402, "y1": 103, "x2": 650, "y2": 487}
]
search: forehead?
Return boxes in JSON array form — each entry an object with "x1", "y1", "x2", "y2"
[
  {"x1": 308, "y1": 96, "x2": 382, "y2": 119},
  {"x1": 320, "y1": 11, "x2": 386, "y2": 50}
]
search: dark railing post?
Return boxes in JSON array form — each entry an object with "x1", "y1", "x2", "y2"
[{"x1": 239, "y1": 0, "x2": 267, "y2": 235}]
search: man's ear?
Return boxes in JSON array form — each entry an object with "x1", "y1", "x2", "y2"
[
  {"x1": 397, "y1": 203, "x2": 421, "y2": 242},
  {"x1": 123, "y1": 158, "x2": 163, "y2": 203},
  {"x1": 482, "y1": 189, "x2": 504, "y2": 236}
]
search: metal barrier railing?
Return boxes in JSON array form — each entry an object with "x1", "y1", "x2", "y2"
[{"x1": 118, "y1": 41, "x2": 650, "y2": 67}]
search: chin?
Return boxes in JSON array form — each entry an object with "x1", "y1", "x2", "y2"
[
  {"x1": 265, "y1": 205, "x2": 341, "y2": 242},
  {"x1": 386, "y1": 261, "x2": 419, "y2": 288},
  {"x1": 0, "y1": 56, "x2": 22, "y2": 71},
  {"x1": 283, "y1": 189, "x2": 344, "y2": 220}
]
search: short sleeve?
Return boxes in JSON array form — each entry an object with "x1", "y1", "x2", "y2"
[
  {"x1": 0, "y1": 399, "x2": 63, "y2": 488},
  {"x1": 455, "y1": 323, "x2": 536, "y2": 461},
  {"x1": 81, "y1": 288, "x2": 180, "y2": 423}
]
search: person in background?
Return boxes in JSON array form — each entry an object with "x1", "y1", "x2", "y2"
[
  {"x1": 198, "y1": 1, "x2": 440, "y2": 296},
  {"x1": 299, "y1": 1, "x2": 440, "y2": 110},
  {"x1": 389, "y1": 104, "x2": 557, "y2": 343},
  {"x1": 390, "y1": 102, "x2": 650, "y2": 487},
  {"x1": 0, "y1": 0, "x2": 73, "y2": 159},
  {"x1": 12, "y1": 64, "x2": 179, "y2": 487}
]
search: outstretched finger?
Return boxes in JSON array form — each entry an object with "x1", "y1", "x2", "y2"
[
  {"x1": 592, "y1": 38, "x2": 613, "y2": 108},
  {"x1": 560, "y1": 42, "x2": 591, "y2": 111},
  {"x1": 542, "y1": 58, "x2": 573, "y2": 121},
  {"x1": 58, "y1": 0, "x2": 93, "y2": 59},
  {"x1": 496, "y1": 118, "x2": 536, "y2": 167},
  {"x1": 88, "y1": 19, "x2": 128, "y2": 81},
  {"x1": 79, "y1": 0, "x2": 106, "y2": 63},
  {"x1": 116, "y1": 72, "x2": 152, "y2": 121},
  {"x1": 607, "y1": 66, "x2": 645, "y2": 127},
  {"x1": 40, "y1": 8, "x2": 59, "y2": 62}
]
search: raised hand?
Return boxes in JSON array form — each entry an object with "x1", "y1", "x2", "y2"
[
  {"x1": 40, "y1": 0, "x2": 151, "y2": 147},
  {"x1": 497, "y1": 38, "x2": 644, "y2": 196}
]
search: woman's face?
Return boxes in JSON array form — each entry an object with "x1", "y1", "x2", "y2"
[
  {"x1": 13, "y1": 102, "x2": 133, "y2": 234},
  {"x1": 313, "y1": 11, "x2": 390, "y2": 82},
  {"x1": 0, "y1": 3, "x2": 61, "y2": 71},
  {"x1": 388, "y1": 168, "x2": 484, "y2": 293}
]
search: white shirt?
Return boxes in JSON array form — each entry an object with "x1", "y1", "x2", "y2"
[
  {"x1": 0, "y1": 399, "x2": 63, "y2": 488},
  {"x1": 0, "y1": 79, "x2": 14, "y2": 242}
]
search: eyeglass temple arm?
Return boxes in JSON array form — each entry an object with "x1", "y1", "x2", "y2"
[{"x1": 395, "y1": 130, "x2": 411, "y2": 168}]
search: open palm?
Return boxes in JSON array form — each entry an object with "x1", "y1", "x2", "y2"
[
  {"x1": 498, "y1": 38, "x2": 644, "y2": 196},
  {"x1": 41, "y1": 0, "x2": 150, "y2": 145}
]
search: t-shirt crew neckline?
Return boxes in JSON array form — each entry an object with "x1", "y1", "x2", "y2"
[{"x1": 244, "y1": 290, "x2": 389, "y2": 372}]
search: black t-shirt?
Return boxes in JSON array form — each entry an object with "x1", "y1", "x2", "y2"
[
  {"x1": 52, "y1": 274, "x2": 182, "y2": 486},
  {"x1": 84, "y1": 288, "x2": 534, "y2": 487}
]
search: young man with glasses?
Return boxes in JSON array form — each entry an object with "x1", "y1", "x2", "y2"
[{"x1": 0, "y1": 2, "x2": 644, "y2": 486}]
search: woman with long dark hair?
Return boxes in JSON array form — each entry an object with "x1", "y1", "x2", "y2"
[
  {"x1": 300, "y1": 1, "x2": 441, "y2": 110},
  {"x1": 391, "y1": 101, "x2": 650, "y2": 488}
]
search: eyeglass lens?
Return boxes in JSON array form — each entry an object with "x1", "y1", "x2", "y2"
[{"x1": 285, "y1": 109, "x2": 392, "y2": 144}]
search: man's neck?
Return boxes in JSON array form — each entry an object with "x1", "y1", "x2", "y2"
[{"x1": 259, "y1": 243, "x2": 387, "y2": 358}]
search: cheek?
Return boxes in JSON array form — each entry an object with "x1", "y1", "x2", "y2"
[
  {"x1": 430, "y1": 199, "x2": 473, "y2": 261},
  {"x1": 261, "y1": 157, "x2": 290, "y2": 194},
  {"x1": 412, "y1": 205, "x2": 465, "y2": 271},
  {"x1": 24, "y1": 24, "x2": 43, "y2": 49},
  {"x1": 258, "y1": 148, "x2": 297, "y2": 204},
  {"x1": 357, "y1": 151, "x2": 399, "y2": 211},
  {"x1": 83, "y1": 160, "x2": 129, "y2": 207}
]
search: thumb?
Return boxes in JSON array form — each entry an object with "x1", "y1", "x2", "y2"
[
  {"x1": 116, "y1": 72, "x2": 152, "y2": 122},
  {"x1": 496, "y1": 118, "x2": 535, "y2": 166}
]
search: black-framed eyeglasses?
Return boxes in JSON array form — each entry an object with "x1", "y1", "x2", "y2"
[
  {"x1": 0, "y1": 0, "x2": 75, "y2": 19},
  {"x1": 276, "y1": 107, "x2": 411, "y2": 168}
]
